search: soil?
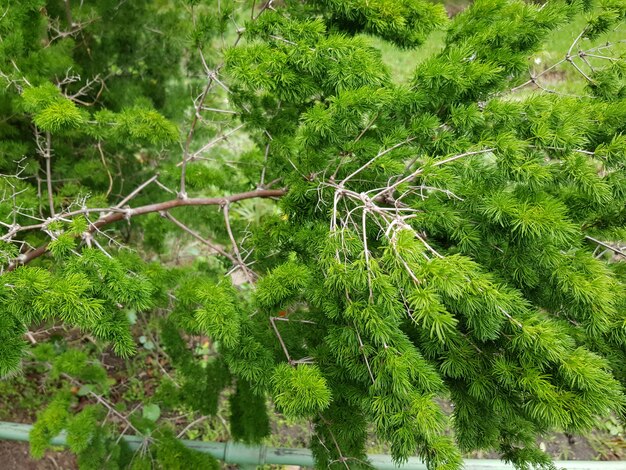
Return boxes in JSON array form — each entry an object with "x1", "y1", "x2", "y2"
[
  {"x1": 0, "y1": 441, "x2": 76, "y2": 470},
  {"x1": 0, "y1": 399, "x2": 77, "y2": 470}
]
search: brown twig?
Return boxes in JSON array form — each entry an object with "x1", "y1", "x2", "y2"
[
  {"x1": 259, "y1": 141, "x2": 271, "y2": 188},
  {"x1": 176, "y1": 416, "x2": 209, "y2": 438},
  {"x1": 180, "y1": 78, "x2": 214, "y2": 198},
  {"x1": 222, "y1": 203, "x2": 255, "y2": 283},
  {"x1": 317, "y1": 414, "x2": 351, "y2": 470},
  {"x1": 354, "y1": 326, "x2": 375, "y2": 385},
  {"x1": 97, "y1": 141, "x2": 114, "y2": 198},
  {"x1": 270, "y1": 316, "x2": 292, "y2": 363},
  {"x1": 37, "y1": 130, "x2": 55, "y2": 216},
  {"x1": 160, "y1": 211, "x2": 238, "y2": 266},
  {"x1": 61, "y1": 372, "x2": 145, "y2": 436},
  {"x1": 339, "y1": 136, "x2": 418, "y2": 187},
  {"x1": 178, "y1": 123, "x2": 246, "y2": 168},
  {"x1": 375, "y1": 147, "x2": 494, "y2": 199},
  {"x1": 64, "y1": 0, "x2": 73, "y2": 28},
  {"x1": 113, "y1": 174, "x2": 160, "y2": 210},
  {"x1": 4, "y1": 188, "x2": 286, "y2": 272}
]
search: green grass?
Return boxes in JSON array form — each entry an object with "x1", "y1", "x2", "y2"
[
  {"x1": 369, "y1": 12, "x2": 626, "y2": 94},
  {"x1": 369, "y1": 30, "x2": 447, "y2": 83},
  {"x1": 525, "y1": 15, "x2": 626, "y2": 96}
]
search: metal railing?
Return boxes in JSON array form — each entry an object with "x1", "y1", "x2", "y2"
[{"x1": 0, "y1": 421, "x2": 622, "y2": 469}]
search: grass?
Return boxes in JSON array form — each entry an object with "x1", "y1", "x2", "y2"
[
  {"x1": 523, "y1": 14, "x2": 626, "y2": 96},
  {"x1": 370, "y1": 30, "x2": 447, "y2": 83},
  {"x1": 369, "y1": 11, "x2": 626, "y2": 95}
]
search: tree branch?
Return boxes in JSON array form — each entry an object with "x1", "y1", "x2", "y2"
[
  {"x1": 160, "y1": 211, "x2": 239, "y2": 266},
  {"x1": 97, "y1": 141, "x2": 114, "y2": 198},
  {"x1": 180, "y1": 78, "x2": 215, "y2": 198},
  {"x1": 585, "y1": 235, "x2": 626, "y2": 258},
  {"x1": 222, "y1": 203, "x2": 255, "y2": 283},
  {"x1": 4, "y1": 188, "x2": 286, "y2": 272},
  {"x1": 35, "y1": 130, "x2": 55, "y2": 216}
]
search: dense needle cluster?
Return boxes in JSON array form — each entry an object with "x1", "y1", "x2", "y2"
[{"x1": 1, "y1": 0, "x2": 625, "y2": 469}]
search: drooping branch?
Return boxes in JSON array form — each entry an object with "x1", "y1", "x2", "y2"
[{"x1": 4, "y1": 188, "x2": 287, "y2": 272}]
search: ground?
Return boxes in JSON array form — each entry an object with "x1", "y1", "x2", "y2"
[
  {"x1": 0, "y1": 442, "x2": 76, "y2": 470},
  {"x1": 0, "y1": 366, "x2": 624, "y2": 469}
]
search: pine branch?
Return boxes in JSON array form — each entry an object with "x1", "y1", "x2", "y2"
[{"x1": 4, "y1": 188, "x2": 287, "y2": 272}]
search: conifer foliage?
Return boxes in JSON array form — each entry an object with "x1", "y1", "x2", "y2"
[{"x1": 1, "y1": 0, "x2": 626, "y2": 468}]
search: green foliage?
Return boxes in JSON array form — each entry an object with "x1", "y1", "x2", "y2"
[
  {"x1": 91, "y1": 106, "x2": 179, "y2": 145},
  {"x1": 312, "y1": 0, "x2": 449, "y2": 48},
  {"x1": 21, "y1": 83, "x2": 85, "y2": 132},
  {"x1": 159, "y1": 319, "x2": 232, "y2": 415},
  {"x1": 66, "y1": 406, "x2": 103, "y2": 454},
  {"x1": 33, "y1": 98, "x2": 84, "y2": 133},
  {"x1": 229, "y1": 379, "x2": 271, "y2": 443},
  {"x1": 255, "y1": 257, "x2": 311, "y2": 309},
  {"x1": 48, "y1": 233, "x2": 77, "y2": 259},
  {"x1": 1, "y1": 0, "x2": 626, "y2": 469},
  {"x1": 154, "y1": 429, "x2": 220, "y2": 470},
  {"x1": 272, "y1": 364, "x2": 332, "y2": 417},
  {"x1": 51, "y1": 349, "x2": 108, "y2": 387},
  {"x1": 29, "y1": 391, "x2": 72, "y2": 459},
  {"x1": 194, "y1": 280, "x2": 242, "y2": 348},
  {"x1": 0, "y1": 315, "x2": 26, "y2": 377}
]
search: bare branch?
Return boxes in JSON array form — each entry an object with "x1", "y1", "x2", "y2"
[
  {"x1": 339, "y1": 136, "x2": 417, "y2": 187},
  {"x1": 354, "y1": 326, "x2": 375, "y2": 385},
  {"x1": 97, "y1": 141, "x2": 114, "y2": 198},
  {"x1": 4, "y1": 188, "x2": 286, "y2": 272},
  {"x1": 180, "y1": 78, "x2": 215, "y2": 198},
  {"x1": 160, "y1": 211, "x2": 238, "y2": 266},
  {"x1": 179, "y1": 123, "x2": 246, "y2": 168},
  {"x1": 113, "y1": 174, "x2": 159, "y2": 210},
  {"x1": 270, "y1": 316, "x2": 292, "y2": 363},
  {"x1": 585, "y1": 235, "x2": 626, "y2": 258},
  {"x1": 35, "y1": 130, "x2": 55, "y2": 216},
  {"x1": 222, "y1": 203, "x2": 255, "y2": 283},
  {"x1": 259, "y1": 141, "x2": 271, "y2": 188},
  {"x1": 60, "y1": 372, "x2": 145, "y2": 437},
  {"x1": 376, "y1": 147, "x2": 494, "y2": 199}
]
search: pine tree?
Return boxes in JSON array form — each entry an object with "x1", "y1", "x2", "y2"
[{"x1": 1, "y1": 0, "x2": 626, "y2": 469}]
